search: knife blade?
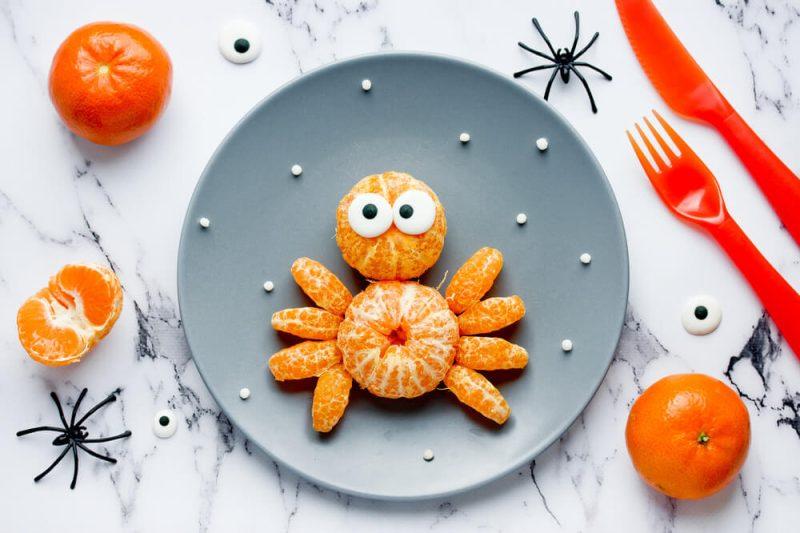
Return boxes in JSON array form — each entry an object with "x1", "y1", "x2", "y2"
[{"x1": 616, "y1": 0, "x2": 800, "y2": 245}]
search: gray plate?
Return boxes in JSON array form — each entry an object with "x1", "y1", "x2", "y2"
[{"x1": 177, "y1": 52, "x2": 628, "y2": 500}]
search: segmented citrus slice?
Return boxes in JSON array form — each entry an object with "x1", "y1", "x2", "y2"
[
  {"x1": 17, "y1": 264, "x2": 122, "y2": 366},
  {"x1": 444, "y1": 364, "x2": 510, "y2": 424},
  {"x1": 271, "y1": 307, "x2": 342, "y2": 340},
  {"x1": 291, "y1": 258, "x2": 352, "y2": 316},
  {"x1": 456, "y1": 336, "x2": 528, "y2": 370},
  {"x1": 445, "y1": 247, "x2": 503, "y2": 314},
  {"x1": 312, "y1": 364, "x2": 352, "y2": 432},
  {"x1": 458, "y1": 296, "x2": 525, "y2": 335},
  {"x1": 269, "y1": 340, "x2": 341, "y2": 380}
]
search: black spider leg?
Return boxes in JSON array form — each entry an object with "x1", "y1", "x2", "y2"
[
  {"x1": 81, "y1": 431, "x2": 132, "y2": 444},
  {"x1": 572, "y1": 31, "x2": 600, "y2": 61},
  {"x1": 33, "y1": 444, "x2": 72, "y2": 482},
  {"x1": 531, "y1": 17, "x2": 558, "y2": 58},
  {"x1": 50, "y1": 392, "x2": 70, "y2": 429},
  {"x1": 16, "y1": 425, "x2": 65, "y2": 436},
  {"x1": 572, "y1": 62, "x2": 613, "y2": 80},
  {"x1": 75, "y1": 441, "x2": 117, "y2": 463},
  {"x1": 568, "y1": 65, "x2": 598, "y2": 113},
  {"x1": 70, "y1": 388, "x2": 88, "y2": 427},
  {"x1": 543, "y1": 67, "x2": 560, "y2": 100},
  {"x1": 569, "y1": 11, "x2": 581, "y2": 56},
  {"x1": 513, "y1": 64, "x2": 557, "y2": 78},
  {"x1": 516, "y1": 42, "x2": 556, "y2": 63},
  {"x1": 70, "y1": 443, "x2": 79, "y2": 489},
  {"x1": 74, "y1": 392, "x2": 117, "y2": 426}
]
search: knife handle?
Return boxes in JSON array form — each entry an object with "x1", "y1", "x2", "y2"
[
  {"x1": 714, "y1": 111, "x2": 800, "y2": 245},
  {"x1": 709, "y1": 216, "x2": 800, "y2": 360}
]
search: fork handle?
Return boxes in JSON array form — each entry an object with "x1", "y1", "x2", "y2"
[
  {"x1": 709, "y1": 217, "x2": 800, "y2": 359},
  {"x1": 715, "y1": 111, "x2": 800, "y2": 245}
]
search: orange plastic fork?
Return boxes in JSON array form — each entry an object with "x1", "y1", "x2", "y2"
[{"x1": 627, "y1": 111, "x2": 800, "y2": 359}]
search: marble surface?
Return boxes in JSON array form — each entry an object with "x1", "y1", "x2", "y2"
[{"x1": 1, "y1": 0, "x2": 799, "y2": 531}]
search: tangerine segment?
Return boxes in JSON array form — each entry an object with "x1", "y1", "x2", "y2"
[
  {"x1": 17, "y1": 289, "x2": 91, "y2": 367},
  {"x1": 444, "y1": 365, "x2": 510, "y2": 424},
  {"x1": 271, "y1": 307, "x2": 342, "y2": 340},
  {"x1": 269, "y1": 340, "x2": 341, "y2": 381},
  {"x1": 445, "y1": 247, "x2": 503, "y2": 314},
  {"x1": 312, "y1": 364, "x2": 352, "y2": 432},
  {"x1": 291, "y1": 258, "x2": 352, "y2": 316},
  {"x1": 48, "y1": 263, "x2": 122, "y2": 337},
  {"x1": 368, "y1": 344, "x2": 445, "y2": 399},
  {"x1": 335, "y1": 172, "x2": 447, "y2": 281},
  {"x1": 337, "y1": 320, "x2": 389, "y2": 385},
  {"x1": 458, "y1": 296, "x2": 526, "y2": 335},
  {"x1": 456, "y1": 336, "x2": 528, "y2": 370}
]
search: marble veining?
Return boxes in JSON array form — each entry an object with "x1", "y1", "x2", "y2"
[{"x1": 1, "y1": 0, "x2": 799, "y2": 531}]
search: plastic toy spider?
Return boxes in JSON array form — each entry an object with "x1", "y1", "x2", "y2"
[
  {"x1": 16, "y1": 388, "x2": 131, "y2": 489},
  {"x1": 514, "y1": 11, "x2": 612, "y2": 113}
]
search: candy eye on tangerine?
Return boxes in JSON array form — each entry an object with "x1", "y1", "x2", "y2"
[
  {"x1": 347, "y1": 193, "x2": 393, "y2": 238},
  {"x1": 393, "y1": 190, "x2": 436, "y2": 235}
]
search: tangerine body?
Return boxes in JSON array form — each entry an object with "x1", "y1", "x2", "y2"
[
  {"x1": 625, "y1": 373, "x2": 750, "y2": 499},
  {"x1": 49, "y1": 22, "x2": 172, "y2": 146},
  {"x1": 338, "y1": 281, "x2": 459, "y2": 398}
]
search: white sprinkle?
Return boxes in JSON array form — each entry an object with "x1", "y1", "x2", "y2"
[
  {"x1": 423, "y1": 449, "x2": 434, "y2": 461},
  {"x1": 239, "y1": 387, "x2": 251, "y2": 400},
  {"x1": 536, "y1": 137, "x2": 549, "y2": 151},
  {"x1": 263, "y1": 280, "x2": 274, "y2": 292},
  {"x1": 561, "y1": 339, "x2": 573, "y2": 352},
  {"x1": 580, "y1": 253, "x2": 592, "y2": 265},
  {"x1": 459, "y1": 132, "x2": 471, "y2": 143},
  {"x1": 291, "y1": 164, "x2": 303, "y2": 177},
  {"x1": 361, "y1": 79, "x2": 372, "y2": 91},
  {"x1": 199, "y1": 217, "x2": 211, "y2": 228},
  {"x1": 516, "y1": 213, "x2": 528, "y2": 225}
]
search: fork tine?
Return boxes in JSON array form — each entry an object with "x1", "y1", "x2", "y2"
[
  {"x1": 643, "y1": 116, "x2": 678, "y2": 162},
  {"x1": 652, "y1": 110, "x2": 691, "y2": 155},
  {"x1": 634, "y1": 123, "x2": 667, "y2": 172},
  {"x1": 626, "y1": 130, "x2": 658, "y2": 180}
]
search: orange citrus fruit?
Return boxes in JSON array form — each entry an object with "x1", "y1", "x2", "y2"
[
  {"x1": 271, "y1": 307, "x2": 342, "y2": 340},
  {"x1": 444, "y1": 365, "x2": 510, "y2": 424},
  {"x1": 445, "y1": 247, "x2": 503, "y2": 314},
  {"x1": 335, "y1": 172, "x2": 447, "y2": 281},
  {"x1": 290, "y1": 258, "x2": 352, "y2": 316},
  {"x1": 49, "y1": 22, "x2": 172, "y2": 146},
  {"x1": 456, "y1": 336, "x2": 528, "y2": 370},
  {"x1": 312, "y1": 364, "x2": 352, "y2": 432},
  {"x1": 338, "y1": 281, "x2": 459, "y2": 399},
  {"x1": 626, "y1": 373, "x2": 750, "y2": 499},
  {"x1": 458, "y1": 295, "x2": 526, "y2": 335},
  {"x1": 269, "y1": 340, "x2": 341, "y2": 381},
  {"x1": 17, "y1": 264, "x2": 123, "y2": 366}
]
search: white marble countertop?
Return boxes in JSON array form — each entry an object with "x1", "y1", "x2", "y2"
[{"x1": 2, "y1": 0, "x2": 799, "y2": 531}]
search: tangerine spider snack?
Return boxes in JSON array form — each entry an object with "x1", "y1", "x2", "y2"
[{"x1": 268, "y1": 171, "x2": 528, "y2": 432}]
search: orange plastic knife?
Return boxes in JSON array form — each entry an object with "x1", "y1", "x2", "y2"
[{"x1": 615, "y1": 0, "x2": 800, "y2": 244}]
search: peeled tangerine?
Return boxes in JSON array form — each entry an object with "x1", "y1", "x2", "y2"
[{"x1": 17, "y1": 264, "x2": 122, "y2": 366}]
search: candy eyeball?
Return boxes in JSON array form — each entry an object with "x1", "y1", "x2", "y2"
[
  {"x1": 392, "y1": 190, "x2": 437, "y2": 235},
  {"x1": 347, "y1": 193, "x2": 393, "y2": 238},
  {"x1": 153, "y1": 409, "x2": 178, "y2": 438},
  {"x1": 218, "y1": 21, "x2": 262, "y2": 64},
  {"x1": 681, "y1": 295, "x2": 722, "y2": 335}
]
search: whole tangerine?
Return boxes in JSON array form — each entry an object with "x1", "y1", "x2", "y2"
[
  {"x1": 49, "y1": 22, "x2": 172, "y2": 146},
  {"x1": 625, "y1": 373, "x2": 750, "y2": 499}
]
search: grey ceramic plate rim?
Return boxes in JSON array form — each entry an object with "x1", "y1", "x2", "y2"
[{"x1": 177, "y1": 50, "x2": 629, "y2": 501}]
